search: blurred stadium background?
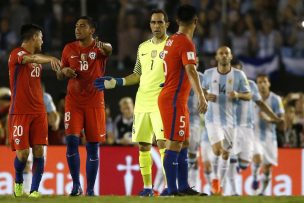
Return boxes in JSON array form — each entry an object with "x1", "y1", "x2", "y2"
[{"x1": 1, "y1": 0, "x2": 304, "y2": 198}]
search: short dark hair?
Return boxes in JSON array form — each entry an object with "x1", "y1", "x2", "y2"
[
  {"x1": 76, "y1": 16, "x2": 97, "y2": 29},
  {"x1": 20, "y1": 24, "x2": 43, "y2": 42},
  {"x1": 231, "y1": 58, "x2": 243, "y2": 69},
  {"x1": 150, "y1": 9, "x2": 168, "y2": 22},
  {"x1": 177, "y1": 4, "x2": 197, "y2": 24},
  {"x1": 256, "y1": 73, "x2": 269, "y2": 80}
]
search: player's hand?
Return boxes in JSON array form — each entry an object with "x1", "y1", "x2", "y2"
[
  {"x1": 49, "y1": 57, "x2": 61, "y2": 72},
  {"x1": 206, "y1": 93, "x2": 217, "y2": 102},
  {"x1": 94, "y1": 76, "x2": 117, "y2": 91},
  {"x1": 61, "y1": 67, "x2": 77, "y2": 78},
  {"x1": 228, "y1": 91, "x2": 239, "y2": 100},
  {"x1": 198, "y1": 94, "x2": 208, "y2": 114}
]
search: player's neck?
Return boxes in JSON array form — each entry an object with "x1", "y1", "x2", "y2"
[
  {"x1": 79, "y1": 37, "x2": 94, "y2": 47},
  {"x1": 152, "y1": 34, "x2": 167, "y2": 44},
  {"x1": 217, "y1": 64, "x2": 231, "y2": 74},
  {"x1": 261, "y1": 91, "x2": 270, "y2": 100},
  {"x1": 21, "y1": 42, "x2": 35, "y2": 54},
  {"x1": 178, "y1": 26, "x2": 194, "y2": 40}
]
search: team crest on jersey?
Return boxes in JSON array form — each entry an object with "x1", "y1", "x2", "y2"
[
  {"x1": 89, "y1": 52, "x2": 96, "y2": 60},
  {"x1": 151, "y1": 50, "x2": 157, "y2": 58},
  {"x1": 159, "y1": 51, "x2": 165, "y2": 59},
  {"x1": 228, "y1": 79, "x2": 233, "y2": 84},
  {"x1": 179, "y1": 130, "x2": 185, "y2": 137},
  {"x1": 17, "y1": 51, "x2": 26, "y2": 56},
  {"x1": 81, "y1": 53, "x2": 87, "y2": 61},
  {"x1": 15, "y1": 138, "x2": 20, "y2": 145}
]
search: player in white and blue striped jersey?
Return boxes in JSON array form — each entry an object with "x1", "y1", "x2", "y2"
[
  {"x1": 202, "y1": 46, "x2": 251, "y2": 195},
  {"x1": 227, "y1": 61, "x2": 282, "y2": 196},
  {"x1": 252, "y1": 74, "x2": 284, "y2": 195},
  {"x1": 187, "y1": 71, "x2": 204, "y2": 190}
]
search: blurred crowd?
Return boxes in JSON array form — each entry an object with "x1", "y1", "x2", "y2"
[{"x1": 0, "y1": 0, "x2": 304, "y2": 69}]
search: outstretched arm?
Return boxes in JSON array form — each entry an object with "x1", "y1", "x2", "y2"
[
  {"x1": 22, "y1": 54, "x2": 61, "y2": 71},
  {"x1": 256, "y1": 100, "x2": 283, "y2": 123}
]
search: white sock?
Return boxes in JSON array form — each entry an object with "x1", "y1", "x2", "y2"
[
  {"x1": 228, "y1": 160, "x2": 237, "y2": 195},
  {"x1": 219, "y1": 158, "x2": 229, "y2": 188},
  {"x1": 23, "y1": 172, "x2": 32, "y2": 193},
  {"x1": 251, "y1": 163, "x2": 260, "y2": 181},
  {"x1": 204, "y1": 171, "x2": 212, "y2": 186},
  {"x1": 212, "y1": 156, "x2": 220, "y2": 179}
]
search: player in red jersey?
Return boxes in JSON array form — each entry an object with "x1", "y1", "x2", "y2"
[
  {"x1": 57, "y1": 16, "x2": 112, "y2": 196},
  {"x1": 8, "y1": 24, "x2": 61, "y2": 197},
  {"x1": 158, "y1": 5, "x2": 207, "y2": 196}
]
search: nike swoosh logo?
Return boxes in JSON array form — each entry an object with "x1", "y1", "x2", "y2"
[
  {"x1": 100, "y1": 134, "x2": 105, "y2": 137},
  {"x1": 89, "y1": 158, "x2": 99, "y2": 161},
  {"x1": 71, "y1": 55, "x2": 78, "y2": 58},
  {"x1": 141, "y1": 53, "x2": 148, "y2": 56},
  {"x1": 67, "y1": 153, "x2": 77, "y2": 158}
]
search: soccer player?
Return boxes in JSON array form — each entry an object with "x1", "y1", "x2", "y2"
[
  {"x1": 187, "y1": 71, "x2": 204, "y2": 190},
  {"x1": 227, "y1": 61, "x2": 282, "y2": 196},
  {"x1": 251, "y1": 74, "x2": 284, "y2": 195},
  {"x1": 94, "y1": 9, "x2": 169, "y2": 196},
  {"x1": 202, "y1": 46, "x2": 251, "y2": 195},
  {"x1": 158, "y1": 5, "x2": 208, "y2": 196},
  {"x1": 8, "y1": 24, "x2": 61, "y2": 198},
  {"x1": 57, "y1": 16, "x2": 112, "y2": 196}
]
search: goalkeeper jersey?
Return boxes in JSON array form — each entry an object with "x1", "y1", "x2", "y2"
[{"x1": 133, "y1": 37, "x2": 168, "y2": 112}]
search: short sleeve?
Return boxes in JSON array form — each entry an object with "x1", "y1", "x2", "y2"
[
  {"x1": 181, "y1": 39, "x2": 196, "y2": 67},
  {"x1": 238, "y1": 71, "x2": 250, "y2": 93},
  {"x1": 61, "y1": 45, "x2": 70, "y2": 69},
  {"x1": 15, "y1": 50, "x2": 28, "y2": 64},
  {"x1": 250, "y1": 81, "x2": 262, "y2": 102},
  {"x1": 202, "y1": 70, "x2": 209, "y2": 90},
  {"x1": 273, "y1": 96, "x2": 285, "y2": 116}
]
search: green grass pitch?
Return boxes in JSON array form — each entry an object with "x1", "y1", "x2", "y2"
[{"x1": 0, "y1": 196, "x2": 303, "y2": 203}]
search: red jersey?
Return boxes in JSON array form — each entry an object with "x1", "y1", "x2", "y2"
[
  {"x1": 159, "y1": 33, "x2": 197, "y2": 105},
  {"x1": 61, "y1": 41, "x2": 107, "y2": 108},
  {"x1": 8, "y1": 47, "x2": 46, "y2": 114}
]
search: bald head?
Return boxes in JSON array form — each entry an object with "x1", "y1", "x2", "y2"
[{"x1": 215, "y1": 46, "x2": 233, "y2": 66}]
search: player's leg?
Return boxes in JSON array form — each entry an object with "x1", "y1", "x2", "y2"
[
  {"x1": 164, "y1": 140, "x2": 183, "y2": 194},
  {"x1": 84, "y1": 107, "x2": 106, "y2": 196},
  {"x1": 23, "y1": 149, "x2": 33, "y2": 194},
  {"x1": 206, "y1": 123, "x2": 225, "y2": 195},
  {"x1": 260, "y1": 164, "x2": 272, "y2": 195},
  {"x1": 28, "y1": 113, "x2": 48, "y2": 197},
  {"x1": 9, "y1": 115, "x2": 31, "y2": 197},
  {"x1": 65, "y1": 106, "x2": 84, "y2": 195},
  {"x1": 188, "y1": 124, "x2": 201, "y2": 190},
  {"x1": 151, "y1": 110, "x2": 167, "y2": 194},
  {"x1": 132, "y1": 112, "x2": 154, "y2": 196},
  {"x1": 29, "y1": 145, "x2": 44, "y2": 197}
]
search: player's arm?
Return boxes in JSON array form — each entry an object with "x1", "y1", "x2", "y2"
[
  {"x1": 48, "y1": 111, "x2": 60, "y2": 131},
  {"x1": 22, "y1": 54, "x2": 61, "y2": 71},
  {"x1": 229, "y1": 91, "x2": 252, "y2": 101},
  {"x1": 95, "y1": 37, "x2": 112, "y2": 56},
  {"x1": 255, "y1": 100, "x2": 282, "y2": 123},
  {"x1": 185, "y1": 64, "x2": 208, "y2": 114},
  {"x1": 94, "y1": 48, "x2": 142, "y2": 90}
]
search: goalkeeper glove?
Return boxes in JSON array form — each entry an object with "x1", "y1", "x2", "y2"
[{"x1": 94, "y1": 76, "x2": 125, "y2": 91}]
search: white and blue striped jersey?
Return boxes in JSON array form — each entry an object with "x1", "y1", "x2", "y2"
[
  {"x1": 254, "y1": 91, "x2": 284, "y2": 141},
  {"x1": 202, "y1": 67, "x2": 250, "y2": 127},
  {"x1": 43, "y1": 92, "x2": 56, "y2": 113},
  {"x1": 236, "y1": 80, "x2": 262, "y2": 128},
  {"x1": 188, "y1": 72, "x2": 204, "y2": 127}
]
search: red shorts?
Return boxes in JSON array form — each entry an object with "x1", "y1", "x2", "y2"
[
  {"x1": 64, "y1": 105, "x2": 106, "y2": 142},
  {"x1": 8, "y1": 114, "x2": 48, "y2": 151},
  {"x1": 158, "y1": 102, "x2": 189, "y2": 142}
]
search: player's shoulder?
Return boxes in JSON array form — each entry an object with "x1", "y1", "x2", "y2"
[
  {"x1": 43, "y1": 92, "x2": 53, "y2": 101},
  {"x1": 63, "y1": 41, "x2": 78, "y2": 50},
  {"x1": 204, "y1": 67, "x2": 216, "y2": 74},
  {"x1": 138, "y1": 39, "x2": 152, "y2": 50},
  {"x1": 270, "y1": 91, "x2": 282, "y2": 100}
]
